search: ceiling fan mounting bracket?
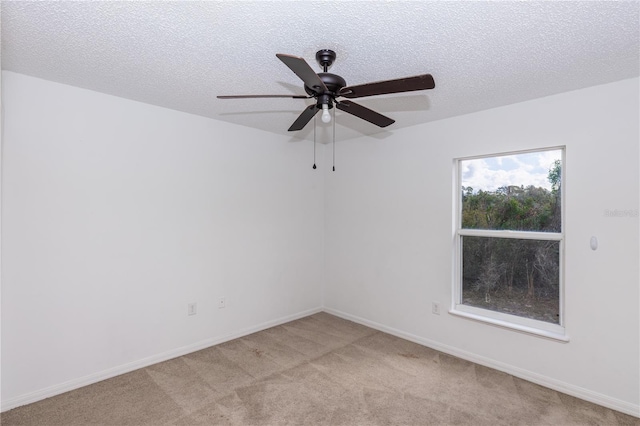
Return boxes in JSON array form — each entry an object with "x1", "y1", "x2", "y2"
[{"x1": 316, "y1": 49, "x2": 336, "y2": 72}]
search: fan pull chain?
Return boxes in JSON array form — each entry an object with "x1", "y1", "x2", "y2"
[
  {"x1": 332, "y1": 106, "x2": 336, "y2": 171},
  {"x1": 312, "y1": 113, "x2": 317, "y2": 169}
]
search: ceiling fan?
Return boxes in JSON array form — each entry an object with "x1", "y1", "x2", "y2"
[{"x1": 218, "y1": 49, "x2": 435, "y2": 131}]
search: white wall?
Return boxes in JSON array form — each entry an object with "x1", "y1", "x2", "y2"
[
  {"x1": 0, "y1": 71, "x2": 324, "y2": 407},
  {"x1": 324, "y1": 78, "x2": 640, "y2": 415}
]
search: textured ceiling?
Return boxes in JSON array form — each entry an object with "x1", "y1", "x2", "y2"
[{"x1": 2, "y1": 1, "x2": 639, "y2": 142}]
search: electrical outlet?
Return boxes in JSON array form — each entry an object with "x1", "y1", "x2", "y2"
[
  {"x1": 432, "y1": 302, "x2": 441, "y2": 315},
  {"x1": 218, "y1": 297, "x2": 226, "y2": 309},
  {"x1": 188, "y1": 303, "x2": 197, "y2": 316}
]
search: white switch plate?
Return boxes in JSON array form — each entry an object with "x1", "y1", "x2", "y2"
[{"x1": 218, "y1": 297, "x2": 226, "y2": 309}]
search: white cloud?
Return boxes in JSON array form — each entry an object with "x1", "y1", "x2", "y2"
[
  {"x1": 536, "y1": 150, "x2": 560, "y2": 170},
  {"x1": 461, "y1": 150, "x2": 561, "y2": 192}
]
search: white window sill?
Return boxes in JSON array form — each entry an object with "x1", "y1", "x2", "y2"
[{"x1": 449, "y1": 308, "x2": 570, "y2": 342}]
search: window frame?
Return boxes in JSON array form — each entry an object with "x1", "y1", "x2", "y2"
[{"x1": 451, "y1": 147, "x2": 567, "y2": 342}]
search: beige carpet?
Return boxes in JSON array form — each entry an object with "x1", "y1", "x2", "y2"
[{"x1": 2, "y1": 312, "x2": 638, "y2": 425}]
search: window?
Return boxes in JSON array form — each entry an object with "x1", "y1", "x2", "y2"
[{"x1": 452, "y1": 148, "x2": 566, "y2": 340}]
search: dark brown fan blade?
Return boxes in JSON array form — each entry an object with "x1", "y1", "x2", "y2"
[
  {"x1": 288, "y1": 104, "x2": 319, "y2": 131},
  {"x1": 276, "y1": 54, "x2": 328, "y2": 93},
  {"x1": 217, "y1": 94, "x2": 310, "y2": 99},
  {"x1": 336, "y1": 100, "x2": 395, "y2": 127},
  {"x1": 339, "y1": 74, "x2": 435, "y2": 99}
]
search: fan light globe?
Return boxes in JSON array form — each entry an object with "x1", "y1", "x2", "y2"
[{"x1": 321, "y1": 104, "x2": 331, "y2": 123}]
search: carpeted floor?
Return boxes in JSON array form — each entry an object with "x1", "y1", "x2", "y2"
[{"x1": 2, "y1": 312, "x2": 638, "y2": 425}]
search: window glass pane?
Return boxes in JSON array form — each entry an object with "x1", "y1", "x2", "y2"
[
  {"x1": 461, "y1": 150, "x2": 562, "y2": 232},
  {"x1": 462, "y1": 236, "x2": 560, "y2": 324}
]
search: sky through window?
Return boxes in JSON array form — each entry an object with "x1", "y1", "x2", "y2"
[{"x1": 461, "y1": 149, "x2": 561, "y2": 193}]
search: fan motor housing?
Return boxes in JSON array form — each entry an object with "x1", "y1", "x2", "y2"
[{"x1": 304, "y1": 73, "x2": 346, "y2": 97}]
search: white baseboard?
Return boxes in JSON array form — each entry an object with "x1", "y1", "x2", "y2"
[
  {"x1": 323, "y1": 307, "x2": 640, "y2": 418},
  {"x1": 1, "y1": 306, "x2": 323, "y2": 412}
]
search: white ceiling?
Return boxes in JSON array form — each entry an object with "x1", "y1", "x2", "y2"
[{"x1": 2, "y1": 1, "x2": 639, "y2": 142}]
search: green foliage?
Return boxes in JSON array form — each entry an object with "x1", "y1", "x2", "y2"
[{"x1": 461, "y1": 182, "x2": 560, "y2": 232}]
